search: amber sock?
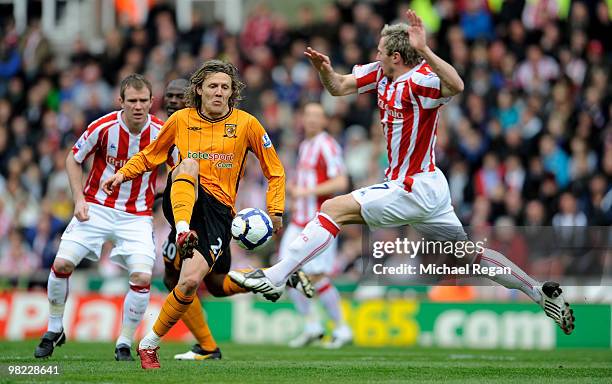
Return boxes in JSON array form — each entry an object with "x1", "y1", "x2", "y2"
[
  {"x1": 171, "y1": 173, "x2": 197, "y2": 225},
  {"x1": 152, "y1": 287, "x2": 195, "y2": 337}
]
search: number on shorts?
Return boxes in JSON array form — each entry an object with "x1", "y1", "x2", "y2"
[
  {"x1": 162, "y1": 239, "x2": 177, "y2": 261},
  {"x1": 369, "y1": 183, "x2": 390, "y2": 190},
  {"x1": 360, "y1": 183, "x2": 390, "y2": 195}
]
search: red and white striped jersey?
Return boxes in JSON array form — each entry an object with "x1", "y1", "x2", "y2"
[
  {"x1": 292, "y1": 132, "x2": 345, "y2": 227},
  {"x1": 353, "y1": 60, "x2": 451, "y2": 189},
  {"x1": 72, "y1": 110, "x2": 176, "y2": 216}
]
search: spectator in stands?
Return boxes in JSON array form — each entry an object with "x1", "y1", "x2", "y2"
[
  {"x1": 515, "y1": 45, "x2": 560, "y2": 94},
  {"x1": 540, "y1": 134, "x2": 570, "y2": 189},
  {"x1": 460, "y1": 0, "x2": 494, "y2": 41},
  {"x1": 0, "y1": 227, "x2": 39, "y2": 277},
  {"x1": 553, "y1": 192, "x2": 587, "y2": 227}
]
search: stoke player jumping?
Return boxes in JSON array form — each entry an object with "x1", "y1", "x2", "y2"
[{"x1": 229, "y1": 10, "x2": 575, "y2": 335}]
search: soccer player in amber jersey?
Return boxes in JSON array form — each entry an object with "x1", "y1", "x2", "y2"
[
  {"x1": 157, "y1": 77, "x2": 223, "y2": 361},
  {"x1": 159, "y1": 78, "x2": 312, "y2": 361},
  {"x1": 34, "y1": 74, "x2": 169, "y2": 361},
  {"x1": 229, "y1": 10, "x2": 575, "y2": 337},
  {"x1": 102, "y1": 60, "x2": 286, "y2": 369}
]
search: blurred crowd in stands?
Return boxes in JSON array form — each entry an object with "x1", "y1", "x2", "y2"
[{"x1": 0, "y1": 0, "x2": 610, "y2": 284}]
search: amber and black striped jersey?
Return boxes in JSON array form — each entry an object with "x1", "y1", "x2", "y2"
[{"x1": 118, "y1": 107, "x2": 285, "y2": 215}]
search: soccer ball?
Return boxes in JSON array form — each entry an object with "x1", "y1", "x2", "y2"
[{"x1": 231, "y1": 208, "x2": 273, "y2": 250}]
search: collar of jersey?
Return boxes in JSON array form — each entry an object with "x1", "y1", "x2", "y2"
[
  {"x1": 391, "y1": 60, "x2": 425, "y2": 84},
  {"x1": 197, "y1": 107, "x2": 233, "y2": 123},
  {"x1": 117, "y1": 110, "x2": 151, "y2": 135}
]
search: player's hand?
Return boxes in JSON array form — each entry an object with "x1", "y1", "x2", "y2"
[
  {"x1": 305, "y1": 47, "x2": 333, "y2": 74},
  {"x1": 74, "y1": 198, "x2": 90, "y2": 222},
  {"x1": 406, "y1": 9, "x2": 427, "y2": 52},
  {"x1": 271, "y1": 215, "x2": 283, "y2": 235},
  {"x1": 101, "y1": 172, "x2": 124, "y2": 195}
]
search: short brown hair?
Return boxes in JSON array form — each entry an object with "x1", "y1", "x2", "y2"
[
  {"x1": 119, "y1": 73, "x2": 153, "y2": 99},
  {"x1": 185, "y1": 60, "x2": 245, "y2": 110},
  {"x1": 381, "y1": 23, "x2": 421, "y2": 67}
]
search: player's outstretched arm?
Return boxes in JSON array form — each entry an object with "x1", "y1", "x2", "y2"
[
  {"x1": 65, "y1": 153, "x2": 90, "y2": 221},
  {"x1": 101, "y1": 172, "x2": 125, "y2": 195},
  {"x1": 406, "y1": 9, "x2": 464, "y2": 97},
  {"x1": 247, "y1": 117, "x2": 286, "y2": 233},
  {"x1": 103, "y1": 114, "x2": 178, "y2": 194},
  {"x1": 305, "y1": 47, "x2": 357, "y2": 96}
]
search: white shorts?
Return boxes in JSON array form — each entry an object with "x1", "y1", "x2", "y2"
[
  {"x1": 59, "y1": 203, "x2": 156, "y2": 271},
  {"x1": 352, "y1": 168, "x2": 466, "y2": 241},
  {"x1": 279, "y1": 222, "x2": 338, "y2": 275}
]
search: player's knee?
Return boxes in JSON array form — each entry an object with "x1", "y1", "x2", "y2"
[
  {"x1": 320, "y1": 197, "x2": 342, "y2": 220},
  {"x1": 52, "y1": 258, "x2": 75, "y2": 274},
  {"x1": 177, "y1": 158, "x2": 199, "y2": 178},
  {"x1": 177, "y1": 276, "x2": 199, "y2": 295},
  {"x1": 320, "y1": 195, "x2": 358, "y2": 226},
  {"x1": 129, "y1": 272, "x2": 152, "y2": 286}
]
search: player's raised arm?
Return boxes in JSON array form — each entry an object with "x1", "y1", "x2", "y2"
[
  {"x1": 406, "y1": 9, "x2": 463, "y2": 97},
  {"x1": 247, "y1": 116, "x2": 286, "y2": 232},
  {"x1": 305, "y1": 47, "x2": 357, "y2": 96},
  {"x1": 101, "y1": 114, "x2": 178, "y2": 194}
]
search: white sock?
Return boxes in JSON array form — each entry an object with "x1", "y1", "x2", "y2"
[
  {"x1": 116, "y1": 284, "x2": 150, "y2": 347},
  {"x1": 139, "y1": 330, "x2": 161, "y2": 349},
  {"x1": 264, "y1": 213, "x2": 339, "y2": 286},
  {"x1": 315, "y1": 278, "x2": 343, "y2": 325},
  {"x1": 176, "y1": 220, "x2": 189, "y2": 235},
  {"x1": 47, "y1": 268, "x2": 70, "y2": 333},
  {"x1": 479, "y1": 248, "x2": 541, "y2": 302}
]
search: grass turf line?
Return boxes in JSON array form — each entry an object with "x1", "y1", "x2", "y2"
[{"x1": 0, "y1": 341, "x2": 611, "y2": 383}]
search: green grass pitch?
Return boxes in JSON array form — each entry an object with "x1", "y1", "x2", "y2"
[{"x1": 1, "y1": 341, "x2": 611, "y2": 383}]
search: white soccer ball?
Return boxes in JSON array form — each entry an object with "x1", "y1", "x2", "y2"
[{"x1": 231, "y1": 208, "x2": 273, "y2": 251}]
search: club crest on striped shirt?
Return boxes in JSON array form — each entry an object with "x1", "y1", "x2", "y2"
[{"x1": 224, "y1": 124, "x2": 237, "y2": 138}]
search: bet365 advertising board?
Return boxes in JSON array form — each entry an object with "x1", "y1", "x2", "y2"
[{"x1": 0, "y1": 293, "x2": 608, "y2": 349}]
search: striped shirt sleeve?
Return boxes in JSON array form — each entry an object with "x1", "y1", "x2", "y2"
[
  {"x1": 410, "y1": 63, "x2": 452, "y2": 109},
  {"x1": 72, "y1": 128, "x2": 100, "y2": 164},
  {"x1": 71, "y1": 113, "x2": 116, "y2": 163},
  {"x1": 352, "y1": 61, "x2": 382, "y2": 94}
]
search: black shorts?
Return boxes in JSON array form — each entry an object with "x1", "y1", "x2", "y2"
[{"x1": 161, "y1": 173, "x2": 233, "y2": 274}]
